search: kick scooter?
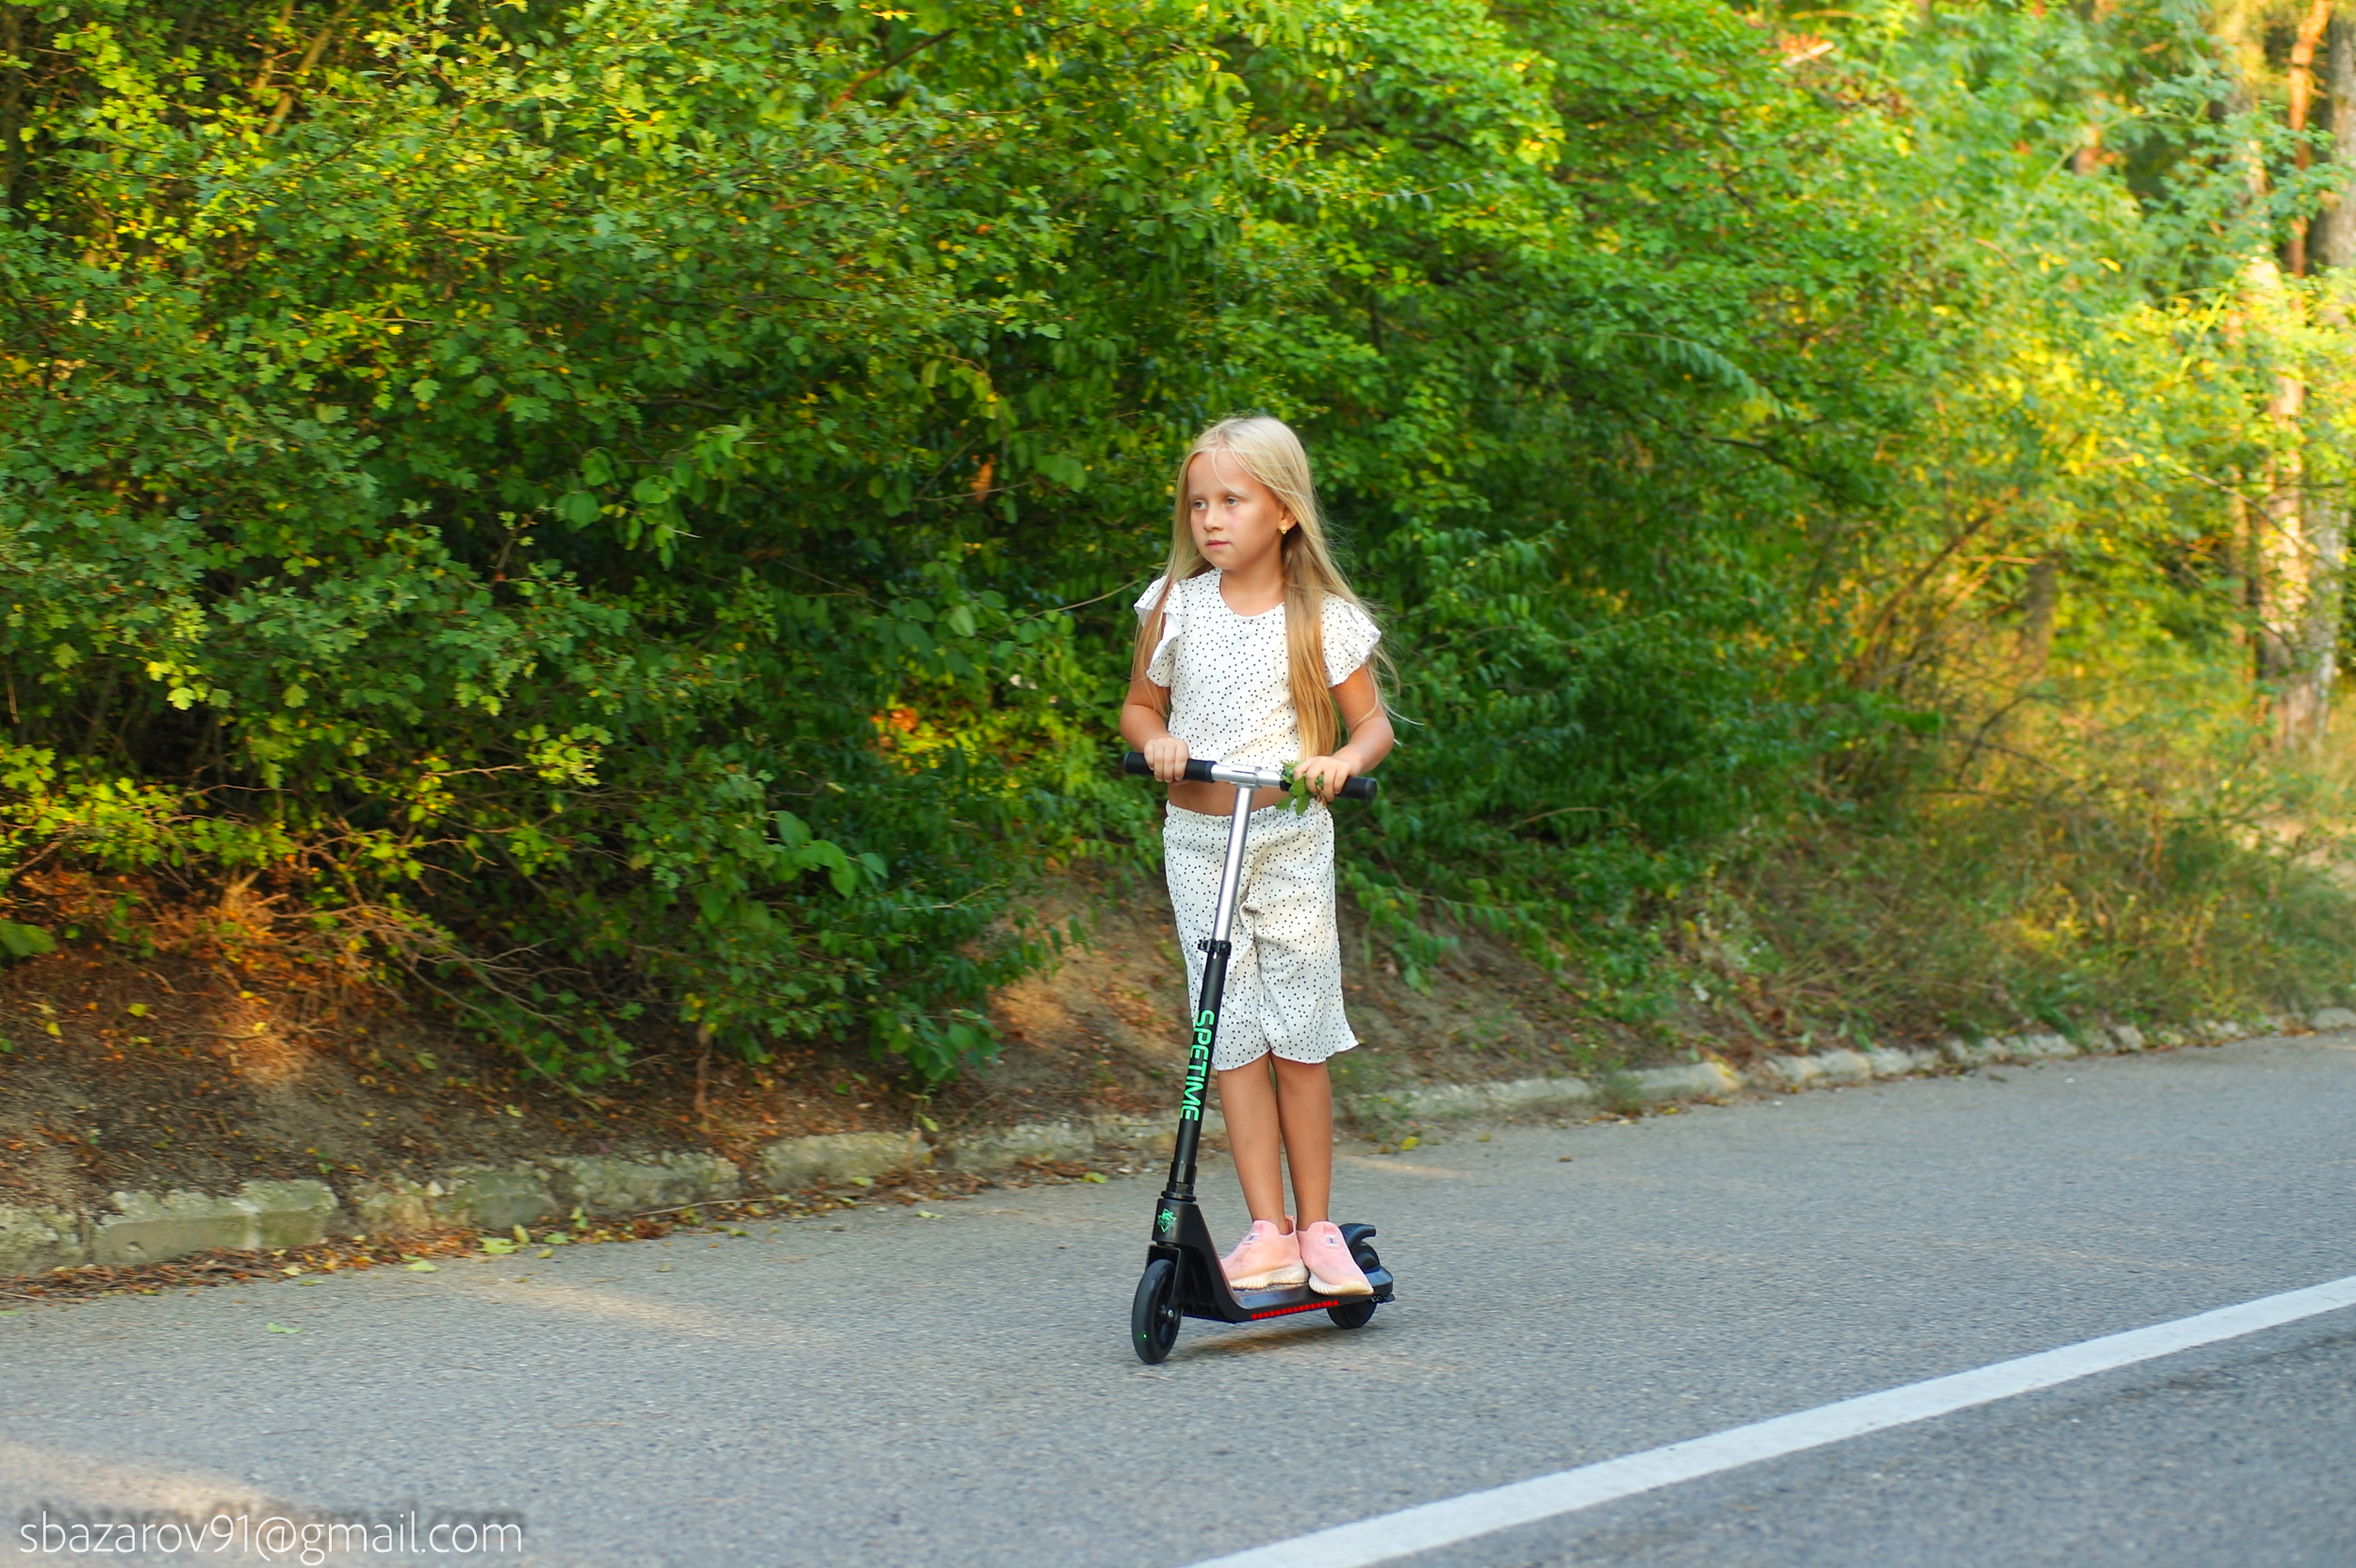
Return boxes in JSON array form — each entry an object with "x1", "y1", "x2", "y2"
[{"x1": 1121, "y1": 749, "x2": 1396, "y2": 1364}]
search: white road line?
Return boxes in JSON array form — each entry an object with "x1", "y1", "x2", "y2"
[{"x1": 1185, "y1": 1272, "x2": 2356, "y2": 1568}]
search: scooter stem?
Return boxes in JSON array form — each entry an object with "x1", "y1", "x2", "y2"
[{"x1": 1162, "y1": 780, "x2": 1257, "y2": 1203}]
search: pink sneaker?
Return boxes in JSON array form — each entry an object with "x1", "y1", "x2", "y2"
[
  {"x1": 1298, "y1": 1221, "x2": 1373, "y2": 1298},
  {"x1": 1221, "y1": 1218, "x2": 1307, "y2": 1290}
]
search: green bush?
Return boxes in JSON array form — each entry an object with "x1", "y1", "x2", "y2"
[{"x1": 2, "y1": 0, "x2": 2349, "y2": 1083}]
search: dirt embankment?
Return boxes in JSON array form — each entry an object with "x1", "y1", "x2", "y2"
[{"x1": 0, "y1": 866, "x2": 1662, "y2": 1218}]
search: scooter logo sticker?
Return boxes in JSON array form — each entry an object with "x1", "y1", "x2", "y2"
[
  {"x1": 1181, "y1": 1008, "x2": 1215, "y2": 1120},
  {"x1": 1155, "y1": 1206, "x2": 1177, "y2": 1237}
]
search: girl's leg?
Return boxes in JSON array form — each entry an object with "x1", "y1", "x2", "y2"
[
  {"x1": 1272, "y1": 1057, "x2": 1334, "y2": 1225},
  {"x1": 1216, "y1": 1057, "x2": 1291, "y2": 1224},
  {"x1": 1217, "y1": 1055, "x2": 1311, "y2": 1290}
]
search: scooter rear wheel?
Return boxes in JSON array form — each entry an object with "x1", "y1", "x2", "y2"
[
  {"x1": 1132, "y1": 1257, "x2": 1182, "y2": 1364},
  {"x1": 1329, "y1": 1237, "x2": 1383, "y2": 1328}
]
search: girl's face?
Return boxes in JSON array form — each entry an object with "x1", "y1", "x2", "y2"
[{"x1": 1183, "y1": 449, "x2": 1290, "y2": 571}]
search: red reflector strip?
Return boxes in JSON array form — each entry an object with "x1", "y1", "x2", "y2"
[{"x1": 1248, "y1": 1298, "x2": 1341, "y2": 1320}]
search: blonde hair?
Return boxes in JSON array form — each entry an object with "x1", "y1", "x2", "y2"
[{"x1": 1133, "y1": 415, "x2": 1381, "y2": 760}]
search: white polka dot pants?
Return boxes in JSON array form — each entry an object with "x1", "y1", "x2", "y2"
[{"x1": 1163, "y1": 802, "x2": 1359, "y2": 1071}]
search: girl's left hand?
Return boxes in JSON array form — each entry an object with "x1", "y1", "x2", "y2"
[{"x1": 1295, "y1": 755, "x2": 1356, "y2": 800}]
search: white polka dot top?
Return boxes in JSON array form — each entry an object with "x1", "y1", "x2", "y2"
[{"x1": 1134, "y1": 570, "x2": 1381, "y2": 770}]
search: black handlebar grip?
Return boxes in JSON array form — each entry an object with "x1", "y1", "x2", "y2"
[
  {"x1": 1122, "y1": 750, "x2": 1212, "y2": 780},
  {"x1": 1120, "y1": 751, "x2": 1380, "y2": 801}
]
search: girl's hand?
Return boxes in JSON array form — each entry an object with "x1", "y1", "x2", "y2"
[
  {"x1": 1142, "y1": 734, "x2": 1191, "y2": 784},
  {"x1": 1295, "y1": 754, "x2": 1356, "y2": 800}
]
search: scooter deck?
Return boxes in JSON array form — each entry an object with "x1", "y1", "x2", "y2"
[
  {"x1": 1150, "y1": 1197, "x2": 1393, "y2": 1324},
  {"x1": 1217, "y1": 1266, "x2": 1397, "y2": 1323}
]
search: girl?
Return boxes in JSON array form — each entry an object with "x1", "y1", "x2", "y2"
[{"x1": 1120, "y1": 415, "x2": 1395, "y2": 1298}]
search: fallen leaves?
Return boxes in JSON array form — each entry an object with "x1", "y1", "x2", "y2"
[
  {"x1": 7, "y1": 1232, "x2": 478, "y2": 1303},
  {"x1": 4, "y1": 1168, "x2": 1008, "y2": 1310}
]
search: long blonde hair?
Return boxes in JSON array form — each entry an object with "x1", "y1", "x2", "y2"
[{"x1": 1133, "y1": 415, "x2": 1381, "y2": 760}]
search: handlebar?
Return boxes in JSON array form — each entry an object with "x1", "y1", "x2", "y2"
[{"x1": 1121, "y1": 750, "x2": 1378, "y2": 802}]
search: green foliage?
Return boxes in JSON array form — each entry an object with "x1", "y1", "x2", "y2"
[
  {"x1": 2, "y1": 0, "x2": 2350, "y2": 1085},
  {"x1": 1729, "y1": 776, "x2": 2356, "y2": 1041}
]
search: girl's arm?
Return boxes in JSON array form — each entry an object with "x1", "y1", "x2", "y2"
[
  {"x1": 1121, "y1": 667, "x2": 1190, "y2": 783},
  {"x1": 1297, "y1": 663, "x2": 1394, "y2": 799}
]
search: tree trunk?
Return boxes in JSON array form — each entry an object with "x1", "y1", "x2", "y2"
[
  {"x1": 2299, "y1": 11, "x2": 2355, "y2": 745},
  {"x1": 2289, "y1": 0, "x2": 2334, "y2": 274},
  {"x1": 2239, "y1": 257, "x2": 2336, "y2": 746},
  {"x1": 2319, "y1": 12, "x2": 2356, "y2": 269},
  {"x1": 2227, "y1": 2, "x2": 2351, "y2": 750},
  {"x1": 2290, "y1": 279, "x2": 2353, "y2": 748},
  {"x1": 2279, "y1": 489, "x2": 2347, "y2": 746},
  {"x1": 2257, "y1": 343, "x2": 2306, "y2": 699}
]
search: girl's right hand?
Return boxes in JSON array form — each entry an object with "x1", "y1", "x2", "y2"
[{"x1": 1142, "y1": 734, "x2": 1191, "y2": 784}]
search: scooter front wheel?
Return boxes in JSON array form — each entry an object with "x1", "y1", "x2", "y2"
[{"x1": 1132, "y1": 1256, "x2": 1182, "y2": 1364}]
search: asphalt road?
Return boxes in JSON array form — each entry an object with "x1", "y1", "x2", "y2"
[{"x1": 6, "y1": 1033, "x2": 2355, "y2": 1567}]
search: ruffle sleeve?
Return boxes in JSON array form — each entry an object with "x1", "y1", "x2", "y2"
[
  {"x1": 1134, "y1": 574, "x2": 1185, "y2": 686},
  {"x1": 1321, "y1": 595, "x2": 1381, "y2": 685}
]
